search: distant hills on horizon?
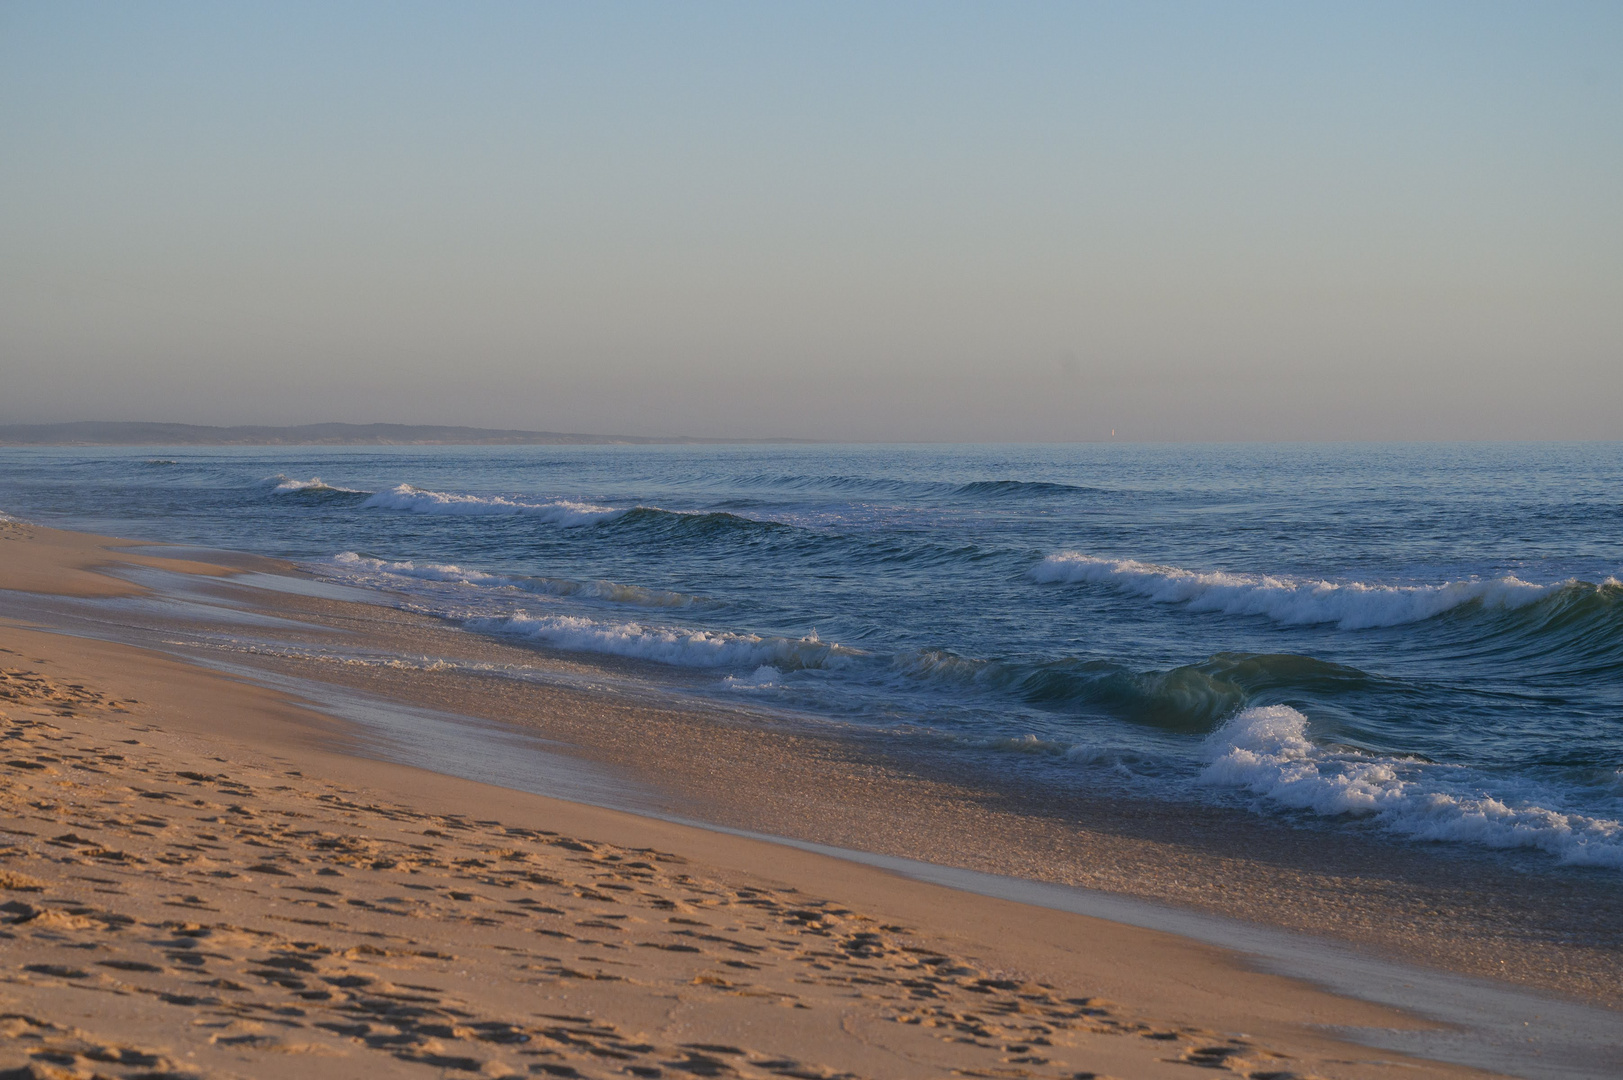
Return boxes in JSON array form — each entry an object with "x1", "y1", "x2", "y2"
[{"x1": 0, "y1": 422, "x2": 816, "y2": 447}]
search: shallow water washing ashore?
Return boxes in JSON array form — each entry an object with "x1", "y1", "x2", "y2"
[{"x1": 2, "y1": 442, "x2": 1620, "y2": 873}]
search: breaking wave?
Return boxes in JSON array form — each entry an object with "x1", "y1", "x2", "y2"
[
  {"x1": 260, "y1": 474, "x2": 368, "y2": 496},
  {"x1": 360, "y1": 484, "x2": 624, "y2": 525},
  {"x1": 892, "y1": 648, "x2": 1373, "y2": 732},
  {"x1": 1203, "y1": 706, "x2": 1623, "y2": 868},
  {"x1": 352, "y1": 486, "x2": 791, "y2": 537},
  {"x1": 467, "y1": 613, "x2": 859, "y2": 672},
  {"x1": 1033, "y1": 552, "x2": 1600, "y2": 630}
]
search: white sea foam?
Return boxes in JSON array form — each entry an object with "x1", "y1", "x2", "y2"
[
  {"x1": 260, "y1": 474, "x2": 365, "y2": 494},
  {"x1": 1202, "y1": 706, "x2": 1623, "y2": 869},
  {"x1": 334, "y1": 551, "x2": 512, "y2": 585},
  {"x1": 330, "y1": 552, "x2": 695, "y2": 607},
  {"x1": 360, "y1": 484, "x2": 622, "y2": 525},
  {"x1": 469, "y1": 612, "x2": 857, "y2": 671},
  {"x1": 724, "y1": 665, "x2": 785, "y2": 690},
  {"x1": 169, "y1": 637, "x2": 460, "y2": 673},
  {"x1": 1034, "y1": 553, "x2": 1555, "y2": 629}
]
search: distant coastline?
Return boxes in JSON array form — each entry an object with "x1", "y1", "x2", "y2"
[{"x1": 0, "y1": 421, "x2": 817, "y2": 446}]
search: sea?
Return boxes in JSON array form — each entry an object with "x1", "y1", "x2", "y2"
[{"x1": 2, "y1": 442, "x2": 1619, "y2": 873}]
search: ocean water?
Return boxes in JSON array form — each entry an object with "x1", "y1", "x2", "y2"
[{"x1": 2, "y1": 442, "x2": 1620, "y2": 872}]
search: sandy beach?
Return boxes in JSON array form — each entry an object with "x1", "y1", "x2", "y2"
[{"x1": 0, "y1": 521, "x2": 1616, "y2": 1080}]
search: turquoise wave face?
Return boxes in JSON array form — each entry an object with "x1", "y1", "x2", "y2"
[{"x1": 2, "y1": 441, "x2": 1620, "y2": 869}]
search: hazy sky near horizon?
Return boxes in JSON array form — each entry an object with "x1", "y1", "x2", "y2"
[{"x1": 2, "y1": 2, "x2": 1620, "y2": 441}]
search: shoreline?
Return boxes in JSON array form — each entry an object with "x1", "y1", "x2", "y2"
[
  {"x1": 1, "y1": 521, "x2": 1619, "y2": 1078},
  {"x1": 67, "y1": 545, "x2": 1620, "y2": 1008}
]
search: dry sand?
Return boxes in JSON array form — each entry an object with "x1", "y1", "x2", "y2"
[{"x1": 0, "y1": 523, "x2": 1576, "y2": 1078}]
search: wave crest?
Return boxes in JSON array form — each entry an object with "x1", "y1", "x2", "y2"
[
  {"x1": 1034, "y1": 553, "x2": 1562, "y2": 629},
  {"x1": 954, "y1": 479, "x2": 1098, "y2": 499},
  {"x1": 260, "y1": 474, "x2": 367, "y2": 496},
  {"x1": 360, "y1": 484, "x2": 622, "y2": 525},
  {"x1": 1203, "y1": 706, "x2": 1623, "y2": 868},
  {"x1": 893, "y1": 648, "x2": 1369, "y2": 732},
  {"x1": 469, "y1": 613, "x2": 859, "y2": 672},
  {"x1": 611, "y1": 506, "x2": 792, "y2": 539}
]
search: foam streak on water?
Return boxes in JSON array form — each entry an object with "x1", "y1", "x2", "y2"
[
  {"x1": 332, "y1": 552, "x2": 699, "y2": 608},
  {"x1": 360, "y1": 483, "x2": 623, "y2": 524},
  {"x1": 468, "y1": 613, "x2": 856, "y2": 671}
]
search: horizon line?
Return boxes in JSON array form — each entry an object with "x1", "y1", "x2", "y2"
[{"x1": 0, "y1": 421, "x2": 1617, "y2": 448}]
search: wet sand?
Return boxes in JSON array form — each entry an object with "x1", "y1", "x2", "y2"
[{"x1": 0, "y1": 522, "x2": 1616, "y2": 1078}]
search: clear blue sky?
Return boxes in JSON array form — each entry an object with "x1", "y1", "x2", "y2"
[{"x1": 2, "y1": 1, "x2": 1619, "y2": 440}]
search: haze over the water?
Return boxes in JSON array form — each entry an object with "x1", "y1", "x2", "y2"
[{"x1": 2, "y1": 2, "x2": 1619, "y2": 442}]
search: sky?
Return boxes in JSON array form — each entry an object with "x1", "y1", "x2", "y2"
[{"x1": 1, "y1": 2, "x2": 1619, "y2": 441}]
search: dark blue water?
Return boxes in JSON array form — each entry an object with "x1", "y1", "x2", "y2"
[{"x1": 2, "y1": 443, "x2": 1620, "y2": 870}]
